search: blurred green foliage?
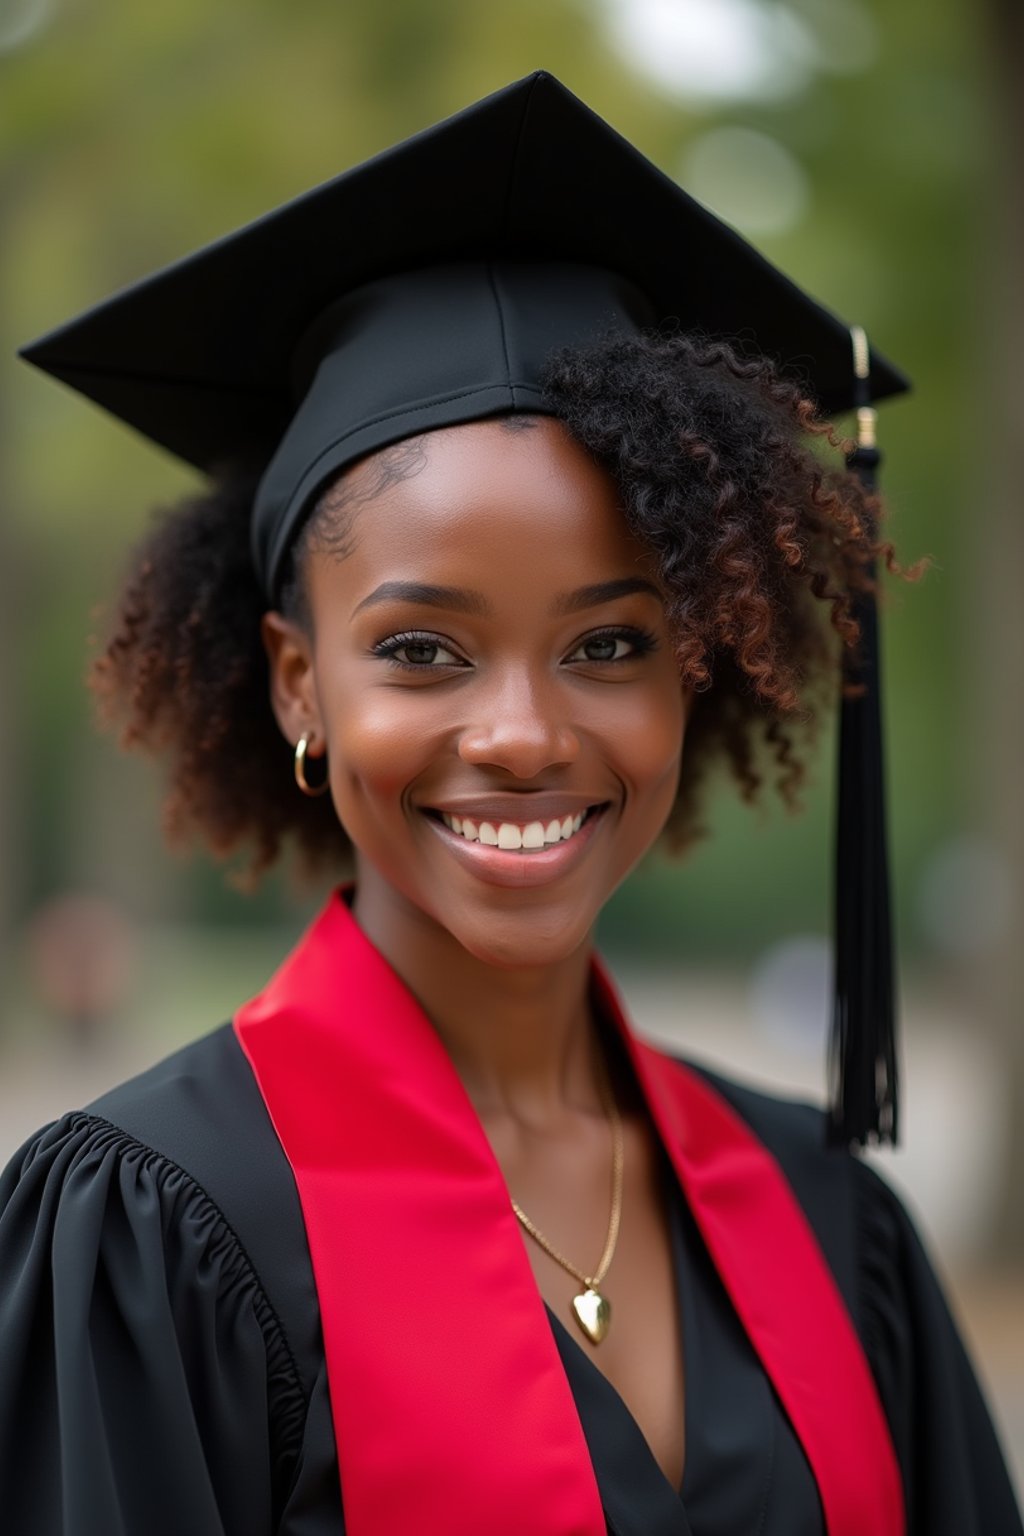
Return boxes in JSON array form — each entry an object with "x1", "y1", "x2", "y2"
[{"x1": 0, "y1": 0, "x2": 994, "y2": 959}]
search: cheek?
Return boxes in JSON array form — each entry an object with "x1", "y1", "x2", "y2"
[
  {"x1": 318, "y1": 671, "x2": 441, "y2": 816},
  {"x1": 603, "y1": 675, "x2": 688, "y2": 800}
]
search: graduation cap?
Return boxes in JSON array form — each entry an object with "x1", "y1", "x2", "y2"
[{"x1": 18, "y1": 70, "x2": 905, "y2": 1146}]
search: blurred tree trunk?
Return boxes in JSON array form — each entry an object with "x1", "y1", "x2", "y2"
[
  {"x1": 0, "y1": 186, "x2": 22, "y2": 971},
  {"x1": 978, "y1": 0, "x2": 1024, "y2": 1264}
]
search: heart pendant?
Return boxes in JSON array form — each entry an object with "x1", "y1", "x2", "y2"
[{"x1": 572, "y1": 1287, "x2": 611, "y2": 1344}]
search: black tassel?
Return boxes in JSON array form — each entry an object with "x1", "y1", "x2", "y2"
[{"x1": 828, "y1": 329, "x2": 899, "y2": 1148}]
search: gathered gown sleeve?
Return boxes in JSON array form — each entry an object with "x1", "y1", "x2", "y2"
[
  {"x1": 853, "y1": 1157, "x2": 1023, "y2": 1536},
  {"x1": 0, "y1": 1110, "x2": 306, "y2": 1536}
]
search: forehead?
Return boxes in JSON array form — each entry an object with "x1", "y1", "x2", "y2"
[{"x1": 311, "y1": 416, "x2": 650, "y2": 583}]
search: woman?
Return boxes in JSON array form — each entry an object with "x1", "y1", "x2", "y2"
[{"x1": 2, "y1": 72, "x2": 1020, "y2": 1536}]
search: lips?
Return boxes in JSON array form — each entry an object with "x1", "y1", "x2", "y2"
[{"x1": 421, "y1": 801, "x2": 609, "y2": 886}]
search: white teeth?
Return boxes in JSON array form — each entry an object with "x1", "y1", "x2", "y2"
[{"x1": 438, "y1": 810, "x2": 593, "y2": 850}]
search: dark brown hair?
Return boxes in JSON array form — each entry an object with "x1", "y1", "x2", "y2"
[{"x1": 90, "y1": 331, "x2": 919, "y2": 882}]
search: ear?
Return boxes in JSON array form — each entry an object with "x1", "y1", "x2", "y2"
[{"x1": 261, "y1": 611, "x2": 324, "y2": 755}]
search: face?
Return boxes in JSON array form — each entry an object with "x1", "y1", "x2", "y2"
[{"x1": 263, "y1": 417, "x2": 690, "y2": 969}]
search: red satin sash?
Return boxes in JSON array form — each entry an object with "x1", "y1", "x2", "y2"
[{"x1": 234, "y1": 892, "x2": 904, "y2": 1536}]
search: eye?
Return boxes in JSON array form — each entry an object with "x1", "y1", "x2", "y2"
[
  {"x1": 372, "y1": 630, "x2": 467, "y2": 670},
  {"x1": 564, "y1": 627, "x2": 658, "y2": 665}
]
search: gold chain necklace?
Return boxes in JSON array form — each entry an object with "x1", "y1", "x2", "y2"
[{"x1": 510, "y1": 1067, "x2": 623, "y2": 1346}]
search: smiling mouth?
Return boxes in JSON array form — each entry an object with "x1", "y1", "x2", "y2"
[{"x1": 426, "y1": 806, "x2": 603, "y2": 853}]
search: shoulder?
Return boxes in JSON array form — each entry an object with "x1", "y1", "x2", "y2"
[
  {"x1": 0, "y1": 1031, "x2": 280, "y2": 1344},
  {"x1": 2, "y1": 1023, "x2": 288, "y2": 1297},
  {"x1": 681, "y1": 1057, "x2": 912, "y2": 1238},
  {"x1": 98, "y1": 1024, "x2": 320, "y2": 1379},
  {"x1": 86, "y1": 1019, "x2": 262, "y2": 1148},
  {"x1": 0, "y1": 1032, "x2": 315, "y2": 1531},
  {"x1": 684, "y1": 1058, "x2": 831, "y2": 1156},
  {"x1": 679, "y1": 1056, "x2": 858, "y2": 1208},
  {"x1": 662, "y1": 1053, "x2": 907, "y2": 1325},
  {"x1": 87, "y1": 1025, "x2": 302, "y2": 1236},
  {"x1": 3, "y1": 1025, "x2": 321, "y2": 1400},
  {"x1": 2, "y1": 1024, "x2": 255, "y2": 1212}
]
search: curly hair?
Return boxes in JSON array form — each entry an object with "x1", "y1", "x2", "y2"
[{"x1": 90, "y1": 331, "x2": 918, "y2": 882}]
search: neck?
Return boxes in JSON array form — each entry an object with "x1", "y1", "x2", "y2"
[{"x1": 351, "y1": 876, "x2": 602, "y2": 1125}]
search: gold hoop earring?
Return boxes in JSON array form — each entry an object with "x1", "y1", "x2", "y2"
[{"x1": 294, "y1": 731, "x2": 330, "y2": 797}]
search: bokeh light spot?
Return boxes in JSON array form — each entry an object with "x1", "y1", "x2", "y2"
[
  {"x1": 749, "y1": 934, "x2": 830, "y2": 1056},
  {"x1": 682, "y1": 126, "x2": 810, "y2": 236},
  {"x1": 918, "y1": 835, "x2": 1019, "y2": 959},
  {"x1": 0, "y1": 0, "x2": 54, "y2": 54}
]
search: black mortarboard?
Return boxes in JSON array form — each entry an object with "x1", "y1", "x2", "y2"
[{"x1": 18, "y1": 70, "x2": 907, "y2": 1145}]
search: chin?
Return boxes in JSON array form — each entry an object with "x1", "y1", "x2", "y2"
[{"x1": 438, "y1": 895, "x2": 597, "y2": 972}]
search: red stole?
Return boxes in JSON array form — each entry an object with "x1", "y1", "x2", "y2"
[{"x1": 234, "y1": 893, "x2": 904, "y2": 1536}]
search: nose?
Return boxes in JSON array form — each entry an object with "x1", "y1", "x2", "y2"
[{"x1": 457, "y1": 668, "x2": 581, "y2": 777}]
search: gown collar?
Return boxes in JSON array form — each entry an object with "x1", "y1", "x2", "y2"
[{"x1": 235, "y1": 890, "x2": 903, "y2": 1536}]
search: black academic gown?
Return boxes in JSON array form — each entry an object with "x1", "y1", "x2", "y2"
[{"x1": 0, "y1": 1023, "x2": 1020, "y2": 1536}]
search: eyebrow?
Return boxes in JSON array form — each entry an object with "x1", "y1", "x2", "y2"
[
  {"x1": 553, "y1": 577, "x2": 663, "y2": 614},
  {"x1": 353, "y1": 581, "x2": 489, "y2": 617},
  {"x1": 353, "y1": 576, "x2": 663, "y2": 618}
]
